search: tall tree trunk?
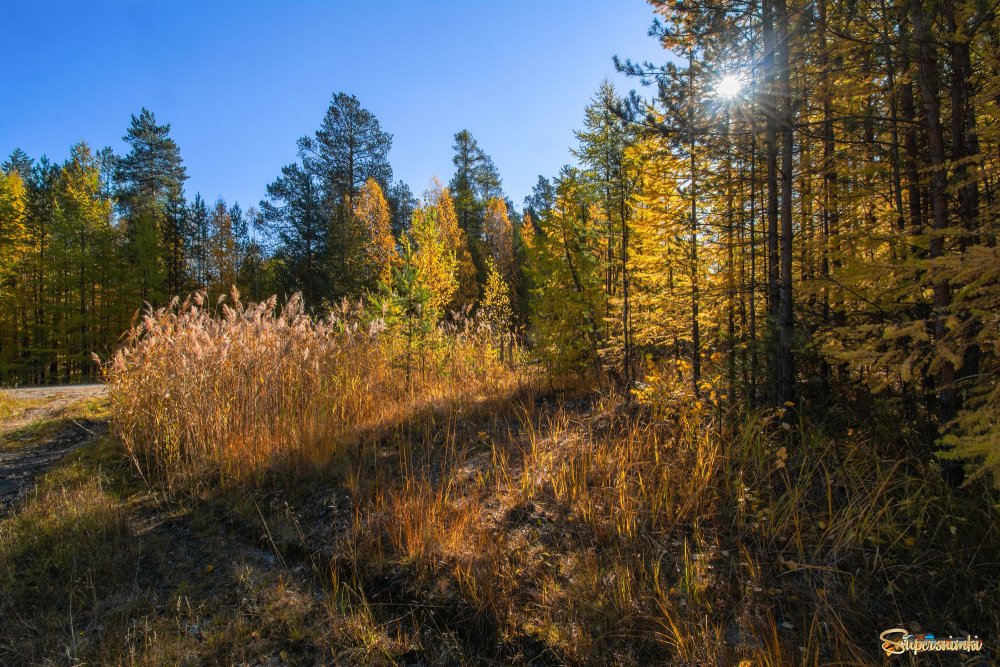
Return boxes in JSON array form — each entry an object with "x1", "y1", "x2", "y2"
[
  {"x1": 775, "y1": 0, "x2": 796, "y2": 406},
  {"x1": 910, "y1": 0, "x2": 957, "y2": 421},
  {"x1": 689, "y1": 51, "x2": 701, "y2": 396},
  {"x1": 881, "y1": 0, "x2": 908, "y2": 259},
  {"x1": 724, "y1": 106, "x2": 737, "y2": 402},
  {"x1": 763, "y1": 0, "x2": 781, "y2": 403},
  {"x1": 748, "y1": 15, "x2": 760, "y2": 407},
  {"x1": 619, "y1": 171, "x2": 632, "y2": 390},
  {"x1": 894, "y1": 1, "x2": 925, "y2": 256},
  {"x1": 945, "y1": 2, "x2": 980, "y2": 249},
  {"x1": 944, "y1": 0, "x2": 982, "y2": 388}
]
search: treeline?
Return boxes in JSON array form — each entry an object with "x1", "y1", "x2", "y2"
[
  {"x1": 0, "y1": 93, "x2": 529, "y2": 384},
  {"x1": 0, "y1": 111, "x2": 266, "y2": 383},
  {"x1": 258, "y1": 93, "x2": 525, "y2": 320},
  {"x1": 519, "y1": 0, "x2": 999, "y2": 483},
  {"x1": 3, "y1": 0, "x2": 998, "y2": 482}
]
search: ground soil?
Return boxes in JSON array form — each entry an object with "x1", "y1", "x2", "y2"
[{"x1": 0, "y1": 384, "x2": 106, "y2": 509}]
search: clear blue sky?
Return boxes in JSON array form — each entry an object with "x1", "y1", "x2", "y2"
[{"x1": 2, "y1": 1, "x2": 665, "y2": 209}]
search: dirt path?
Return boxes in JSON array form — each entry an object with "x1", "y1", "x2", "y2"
[{"x1": 0, "y1": 384, "x2": 107, "y2": 509}]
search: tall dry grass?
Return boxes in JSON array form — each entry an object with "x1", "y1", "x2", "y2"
[
  {"x1": 331, "y1": 386, "x2": 1000, "y2": 663},
  {"x1": 101, "y1": 294, "x2": 1000, "y2": 662},
  {"x1": 105, "y1": 290, "x2": 529, "y2": 485}
]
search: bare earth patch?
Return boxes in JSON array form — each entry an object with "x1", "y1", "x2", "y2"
[{"x1": 0, "y1": 384, "x2": 106, "y2": 509}]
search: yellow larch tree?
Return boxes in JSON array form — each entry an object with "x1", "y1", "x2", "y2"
[
  {"x1": 354, "y1": 177, "x2": 398, "y2": 287},
  {"x1": 480, "y1": 258, "x2": 514, "y2": 361},
  {"x1": 626, "y1": 132, "x2": 706, "y2": 385},
  {"x1": 0, "y1": 169, "x2": 28, "y2": 290},
  {"x1": 426, "y1": 178, "x2": 477, "y2": 312},
  {"x1": 408, "y1": 203, "x2": 458, "y2": 319}
]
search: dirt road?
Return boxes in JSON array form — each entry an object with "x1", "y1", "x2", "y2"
[{"x1": 0, "y1": 383, "x2": 107, "y2": 509}]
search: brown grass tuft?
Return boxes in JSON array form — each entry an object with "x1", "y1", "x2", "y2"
[{"x1": 104, "y1": 292, "x2": 530, "y2": 486}]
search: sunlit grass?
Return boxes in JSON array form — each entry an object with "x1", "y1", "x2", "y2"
[
  {"x1": 0, "y1": 392, "x2": 29, "y2": 423},
  {"x1": 316, "y1": 384, "x2": 1000, "y2": 663},
  {"x1": 104, "y1": 291, "x2": 531, "y2": 486},
  {"x1": 79, "y1": 295, "x2": 1000, "y2": 662}
]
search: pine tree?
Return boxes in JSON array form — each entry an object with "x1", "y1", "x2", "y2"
[
  {"x1": 114, "y1": 108, "x2": 188, "y2": 303},
  {"x1": 260, "y1": 163, "x2": 328, "y2": 308},
  {"x1": 187, "y1": 195, "x2": 210, "y2": 289},
  {"x1": 449, "y1": 130, "x2": 504, "y2": 289},
  {"x1": 298, "y1": 92, "x2": 393, "y2": 298},
  {"x1": 387, "y1": 180, "x2": 417, "y2": 238},
  {"x1": 523, "y1": 176, "x2": 555, "y2": 233}
]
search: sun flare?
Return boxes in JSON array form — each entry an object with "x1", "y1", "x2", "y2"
[{"x1": 716, "y1": 74, "x2": 742, "y2": 99}]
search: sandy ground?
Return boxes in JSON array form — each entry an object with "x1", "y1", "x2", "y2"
[{"x1": 0, "y1": 384, "x2": 107, "y2": 509}]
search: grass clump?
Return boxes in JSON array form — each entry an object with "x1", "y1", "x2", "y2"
[
  {"x1": 0, "y1": 392, "x2": 25, "y2": 422},
  {"x1": 0, "y1": 444, "x2": 133, "y2": 664},
  {"x1": 105, "y1": 291, "x2": 529, "y2": 486}
]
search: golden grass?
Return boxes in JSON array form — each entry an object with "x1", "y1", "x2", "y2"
[
  {"x1": 92, "y1": 294, "x2": 1000, "y2": 663},
  {"x1": 105, "y1": 291, "x2": 529, "y2": 486},
  {"x1": 0, "y1": 392, "x2": 24, "y2": 422},
  {"x1": 318, "y1": 389, "x2": 1000, "y2": 663}
]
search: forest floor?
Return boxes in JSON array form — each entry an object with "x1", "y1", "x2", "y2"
[
  {"x1": 0, "y1": 387, "x2": 318, "y2": 665},
  {"x1": 1, "y1": 386, "x2": 997, "y2": 665}
]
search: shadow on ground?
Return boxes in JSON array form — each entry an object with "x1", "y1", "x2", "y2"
[{"x1": 0, "y1": 387, "x2": 561, "y2": 666}]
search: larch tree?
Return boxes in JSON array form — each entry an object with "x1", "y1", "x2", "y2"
[
  {"x1": 574, "y1": 79, "x2": 639, "y2": 387},
  {"x1": 426, "y1": 179, "x2": 477, "y2": 313},
  {"x1": 353, "y1": 177, "x2": 398, "y2": 288},
  {"x1": 408, "y1": 202, "x2": 458, "y2": 320}
]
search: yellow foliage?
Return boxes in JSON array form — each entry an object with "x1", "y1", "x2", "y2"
[
  {"x1": 408, "y1": 203, "x2": 458, "y2": 318},
  {"x1": 480, "y1": 259, "x2": 513, "y2": 358},
  {"x1": 426, "y1": 179, "x2": 477, "y2": 311},
  {"x1": 0, "y1": 170, "x2": 28, "y2": 284},
  {"x1": 483, "y1": 197, "x2": 514, "y2": 282},
  {"x1": 354, "y1": 178, "x2": 398, "y2": 286}
]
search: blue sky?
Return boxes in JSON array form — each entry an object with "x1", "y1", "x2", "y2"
[{"x1": 2, "y1": 1, "x2": 665, "y2": 209}]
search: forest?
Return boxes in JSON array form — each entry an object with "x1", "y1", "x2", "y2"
[{"x1": 1, "y1": 0, "x2": 999, "y2": 663}]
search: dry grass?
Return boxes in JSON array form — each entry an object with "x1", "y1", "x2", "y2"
[
  {"x1": 61, "y1": 296, "x2": 1000, "y2": 663},
  {"x1": 298, "y1": 377, "x2": 1000, "y2": 663},
  {"x1": 0, "y1": 392, "x2": 24, "y2": 422},
  {"x1": 105, "y1": 291, "x2": 529, "y2": 486}
]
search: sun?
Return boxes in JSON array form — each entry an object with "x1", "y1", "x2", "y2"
[{"x1": 716, "y1": 74, "x2": 743, "y2": 99}]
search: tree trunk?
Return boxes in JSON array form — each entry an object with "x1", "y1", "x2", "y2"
[
  {"x1": 763, "y1": 0, "x2": 781, "y2": 403},
  {"x1": 775, "y1": 0, "x2": 795, "y2": 406},
  {"x1": 910, "y1": 0, "x2": 957, "y2": 421}
]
